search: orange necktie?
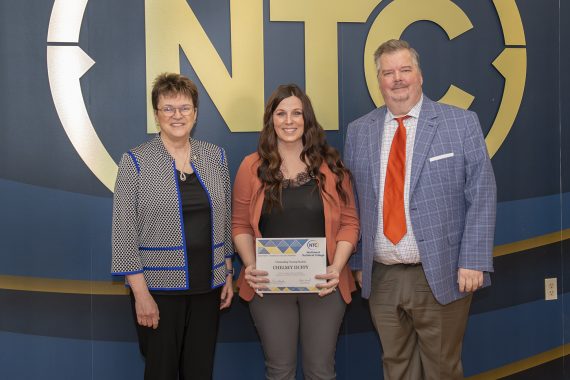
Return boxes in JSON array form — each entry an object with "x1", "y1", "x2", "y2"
[{"x1": 383, "y1": 116, "x2": 410, "y2": 244}]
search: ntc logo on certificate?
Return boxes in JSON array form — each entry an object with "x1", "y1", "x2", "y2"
[{"x1": 256, "y1": 238, "x2": 327, "y2": 293}]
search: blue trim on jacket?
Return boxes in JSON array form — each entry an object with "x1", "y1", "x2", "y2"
[
  {"x1": 139, "y1": 246, "x2": 184, "y2": 251},
  {"x1": 111, "y1": 136, "x2": 233, "y2": 291},
  {"x1": 127, "y1": 151, "x2": 140, "y2": 173}
]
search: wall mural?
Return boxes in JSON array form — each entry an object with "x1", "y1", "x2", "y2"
[{"x1": 1, "y1": 0, "x2": 567, "y2": 378}]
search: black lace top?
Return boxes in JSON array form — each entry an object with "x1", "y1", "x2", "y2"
[{"x1": 259, "y1": 172, "x2": 325, "y2": 239}]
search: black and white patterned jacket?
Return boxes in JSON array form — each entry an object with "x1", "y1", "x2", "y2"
[{"x1": 111, "y1": 135, "x2": 233, "y2": 290}]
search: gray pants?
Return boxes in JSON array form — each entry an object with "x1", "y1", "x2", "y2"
[{"x1": 249, "y1": 292, "x2": 346, "y2": 380}]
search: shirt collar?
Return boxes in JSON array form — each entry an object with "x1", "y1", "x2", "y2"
[{"x1": 385, "y1": 94, "x2": 424, "y2": 123}]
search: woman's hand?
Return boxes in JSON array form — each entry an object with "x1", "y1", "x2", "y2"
[
  {"x1": 134, "y1": 292, "x2": 160, "y2": 329},
  {"x1": 245, "y1": 264, "x2": 269, "y2": 297},
  {"x1": 353, "y1": 270, "x2": 363, "y2": 288},
  {"x1": 315, "y1": 265, "x2": 341, "y2": 297},
  {"x1": 220, "y1": 276, "x2": 234, "y2": 309}
]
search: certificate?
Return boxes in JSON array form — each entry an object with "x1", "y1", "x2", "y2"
[{"x1": 256, "y1": 237, "x2": 327, "y2": 293}]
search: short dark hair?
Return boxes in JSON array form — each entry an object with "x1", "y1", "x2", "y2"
[{"x1": 151, "y1": 73, "x2": 199, "y2": 110}]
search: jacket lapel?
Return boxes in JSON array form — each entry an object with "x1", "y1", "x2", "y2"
[
  {"x1": 410, "y1": 97, "x2": 438, "y2": 194},
  {"x1": 367, "y1": 108, "x2": 386, "y2": 198}
]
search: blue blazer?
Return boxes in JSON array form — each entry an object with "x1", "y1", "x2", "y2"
[{"x1": 344, "y1": 96, "x2": 496, "y2": 305}]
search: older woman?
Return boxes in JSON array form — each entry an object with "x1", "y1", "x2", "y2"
[
  {"x1": 232, "y1": 84, "x2": 359, "y2": 379},
  {"x1": 111, "y1": 73, "x2": 233, "y2": 379}
]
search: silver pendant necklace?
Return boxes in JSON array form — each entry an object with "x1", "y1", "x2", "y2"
[{"x1": 179, "y1": 145, "x2": 191, "y2": 181}]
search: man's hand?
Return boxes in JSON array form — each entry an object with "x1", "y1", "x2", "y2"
[{"x1": 458, "y1": 268, "x2": 483, "y2": 293}]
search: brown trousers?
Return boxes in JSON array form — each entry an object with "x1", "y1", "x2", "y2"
[{"x1": 369, "y1": 262, "x2": 472, "y2": 380}]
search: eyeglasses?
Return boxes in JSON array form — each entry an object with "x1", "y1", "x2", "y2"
[{"x1": 157, "y1": 105, "x2": 195, "y2": 117}]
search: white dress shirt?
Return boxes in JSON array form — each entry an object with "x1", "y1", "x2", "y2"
[{"x1": 374, "y1": 96, "x2": 423, "y2": 264}]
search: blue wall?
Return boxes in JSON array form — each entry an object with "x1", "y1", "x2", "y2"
[{"x1": 1, "y1": 0, "x2": 568, "y2": 378}]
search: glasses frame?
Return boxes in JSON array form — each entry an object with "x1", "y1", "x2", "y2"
[{"x1": 157, "y1": 105, "x2": 196, "y2": 117}]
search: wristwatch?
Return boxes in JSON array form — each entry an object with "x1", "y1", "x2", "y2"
[{"x1": 226, "y1": 267, "x2": 234, "y2": 277}]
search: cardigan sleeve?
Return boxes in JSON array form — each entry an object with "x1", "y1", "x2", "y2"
[
  {"x1": 111, "y1": 152, "x2": 143, "y2": 275},
  {"x1": 232, "y1": 155, "x2": 256, "y2": 238},
  {"x1": 335, "y1": 173, "x2": 360, "y2": 249}
]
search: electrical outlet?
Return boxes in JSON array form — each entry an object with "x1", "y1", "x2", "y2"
[{"x1": 545, "y1": 278, "x2": 558, "y2": 301}]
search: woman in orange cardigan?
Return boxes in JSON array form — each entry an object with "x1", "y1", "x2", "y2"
[{"x1": 232, "y1": 84, "x2": 359, "y2": 379}]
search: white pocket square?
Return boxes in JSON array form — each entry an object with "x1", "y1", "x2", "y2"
[{"x1": 429, "y1": 152, "x2": 454, "y2": 162}]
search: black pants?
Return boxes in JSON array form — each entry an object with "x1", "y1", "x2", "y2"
[{"x1": 130, "y1": 288, "x2": 222, "y2": 380}]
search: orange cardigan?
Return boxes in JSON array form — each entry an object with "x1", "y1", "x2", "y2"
[{"x1": 232, "y1": 153, "x2": 360, "y2": 303}]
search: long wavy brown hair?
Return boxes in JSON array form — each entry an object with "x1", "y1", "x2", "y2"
[{"x1": 257, "y1": 84, "x2": 351, "y2": 211}]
